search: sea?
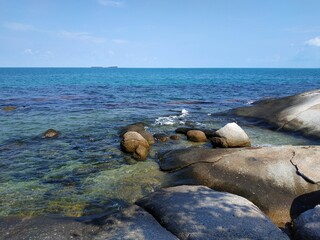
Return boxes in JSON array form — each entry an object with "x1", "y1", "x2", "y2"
[{"x1": 0, "y1": 68, "x2": 319, "y2": 218}]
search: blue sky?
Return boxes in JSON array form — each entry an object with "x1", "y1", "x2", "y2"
[{"x1": 0, "y1": 0, "x2": 320, "y2": 67}]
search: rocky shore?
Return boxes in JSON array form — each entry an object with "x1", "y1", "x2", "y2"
[{"x1": 2, "y1": 89, "x2": 320, "y2": 239}]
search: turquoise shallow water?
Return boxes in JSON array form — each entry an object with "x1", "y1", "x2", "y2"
[{"x1": 0, "y1": 68, "x2": 319, "y2": 217}]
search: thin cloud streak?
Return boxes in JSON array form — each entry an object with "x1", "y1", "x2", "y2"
[
  {"x1": 97, "y1": 0, "x2": 124, "y2": 7},
  {"x1": 4, "y1": 22, "x2": 36, "y2": 31},
  {"x1": 59, "y1": 31, "x2": 106, "y2": 44}
]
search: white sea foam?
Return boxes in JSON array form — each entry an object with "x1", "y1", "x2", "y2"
[{"x1": 154, "y1": 109, "x2": 189, "y2": 126}]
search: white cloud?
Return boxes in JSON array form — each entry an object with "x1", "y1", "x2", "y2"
[
  {"x1": 24, "y1": 49, "x2": 35, "y2": 55},
  {"x1": 59, "y1": 31, "x2": 105, "y2": 43},
  {"x1": 305, "y1": 37, "x2": 320, "y2": 47},
  {"x1": 4, "y1": 22, "x2": 36, "y2": 31},
  {"x1": 97, "y1": 0, "x2": 124, "y2": 7},
  {"x1": 112, "y1": 39, "x2": 128, "y2": 44}
]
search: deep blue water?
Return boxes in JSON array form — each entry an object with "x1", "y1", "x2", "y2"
[{"x1": 0, "y1": 68, "x2": 319, "y2": 217}]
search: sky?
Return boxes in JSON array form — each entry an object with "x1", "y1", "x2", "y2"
[{"x1": 0, "y1": 0, "x2": 320, "y2": 68}]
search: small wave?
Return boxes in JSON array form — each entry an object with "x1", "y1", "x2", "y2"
[
  {"x1": 246, "y1": 100, "x2": 254, "y2": 105},
  {"x1": 154, "y1": 109, "x2": 189, "y2": 126}
]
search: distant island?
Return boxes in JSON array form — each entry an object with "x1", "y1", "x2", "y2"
[{"x1": 90, "y1": 66, "x2": 118, "y2": 69}]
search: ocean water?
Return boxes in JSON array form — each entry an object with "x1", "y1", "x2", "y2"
[{"x1": 0, "y1": 68, "x2": 319, "y2": 218}]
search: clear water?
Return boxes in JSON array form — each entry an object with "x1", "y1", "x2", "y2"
[{"x1": 0, "y1": 68, "x2": 319, "y2": 217}]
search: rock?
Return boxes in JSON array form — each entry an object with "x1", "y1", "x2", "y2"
[
  {"x1": 211, "y1": 122, "x2": 251, "y2": 148},
  {"x1": 43, "y1": 129, "x2": 60, "y2": 138},
  {"x1": 170, "y1": 134, "x2": 180, "y2": 140},
  {"x1": 0, "y1": 206, "x2": 178, "y2": 240},
  {"x1": 153, "y1": 133, "x2": 169, "y2": 142},
  {"x1": 120, "y1": 131, "x2": 150, "y2": 160},
  {"x1": 137, "y1": 185, "x2": 289, "y2": 240},
  {"x1": 2, "y1": 106, "x2": 17, "y2": 111},
  {"x1": 159, "y1": 146, "x2": 320, "y2": 227},
  {"x1": 133, "y1": 145, "x2": 149, "y2": 160},
  {"x1": 175, "y1": 127, "x2": 216, "y2": 138},
  {"x1": 186, "y1": 130, "x2": 207, "y2": 142},
  {"x1": 0, "y1": 216, "x2": 99, "y2": 240},
  {"x1": 235, "y1": 89, "x2": 320, "y2": 138},
  {"x1": 94, "y1": 205, "x2": 178, "y2": 240},
  {"x1": 293, "y1": 205, "x2": 320, "y2": 240},
  {"x1": 119, "y1": 123, "x2": 155, "y2": 145}
]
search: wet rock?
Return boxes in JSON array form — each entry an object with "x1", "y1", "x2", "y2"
[
  {"x1": 175, "y1": 127, "x2": 216, "y2": 138},
  {"x1": 170, "y1": 134, "x2": 180, "y2": 140},
  {"x1": 211, "y1": 122, "x2": 251, "y2": 148},
  {"x1": 293, "y1": 205, "x2": 320, "y2": 240},
  {"x1": 120, "y1": 131, "x2": 150, "y2": 160},
  {"x1": 2, "y1": 106, "x2": 17, "y2": 111},
  {"x1": 119, "y1": 123, "x2": 155, "y2": 145},
  {"x1": 43, "y1": 129, "x2": 60, "y2": 138},
  {"x1": 94, "y1": 205, "x2": 178, "y2": 240},
  {"x1": 235, "y1": 89, "x2": 320, "y2": 138},
  {"x1": 159, "y1": 146, "x2": 320, "y2": 227},
  {"x1": 137, "y1": 185, "x2": 289, "y2": 240},
  {"x1": 186, "y1": 130, "x2": 207, "y2": 142},
  {"x1": 153, "y1": 133, "x2": 169, "y2": 142}
]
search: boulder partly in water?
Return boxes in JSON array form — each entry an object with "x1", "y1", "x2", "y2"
[
  {"x1": 210, "y1": 122, "x2": 251, "y2": 148},
  {"x1": 235, "y1": 89, "x2": 320, "y2": 138}
]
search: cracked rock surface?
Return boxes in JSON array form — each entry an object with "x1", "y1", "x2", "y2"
[
  {"x1": 159, "y1": 146, "x2": 320, "y2": 227},
  {"x1": 234, "y1": 89, "x2": 320, "y2": 138}
]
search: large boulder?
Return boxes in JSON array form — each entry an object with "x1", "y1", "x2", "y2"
[
  {"x1": 293, "y1": 205, "x2": 320, "y2": 240},
  {"x1": 210, "y1": 122, "x2": 251, "y2": 148},
  {"x1": 0, "y1": 206, "x2": 178, "y2": 240},
  {"x1": 94, "y1": 205, "x2": 178, "y2": 240},
  {"x1": 120, "y1": 131, "x2": 150, "y2": 160},
  {"x1": 235, "y1": 89, "x2": 320, "y2": 138},
  {"x1": 137, "y1": 185, "x2": 289, "y2": 240},
  {"x1": 158, "y1": 146, "x2": 320, "y2": 227},
  {"x1": 186, "y1": 130, "x2": 207, "y2": 142}
]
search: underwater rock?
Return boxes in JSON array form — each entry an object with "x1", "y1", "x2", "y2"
[
  {"x1": 210, "y1": 122, "x2": 251, "y2": 148},
  {"x1": 170, "y1": 134, "x2": 180, "y2": 140},
  {"x1": 153, "y1": 133, "x2": 169, "y2": 142},
  {"x1": 43, "y1": 128, "x2": 60, "y2": 138},
  {"x1": 2, "y1": 106, "x2": 17, "y2": 111}
]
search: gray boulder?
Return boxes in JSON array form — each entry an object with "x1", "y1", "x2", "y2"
[
  {"x1": 211, "y1": 122, "x2": 251, "y2": 148},
  {"x1": 158, "y1": 146, "x2": 320, "y2": 226},
  {"x1": 293, "y1": 205, "x2": 320, "y2": 240},
  {"x1": 94, "y1": 205, "x2": 178, "y2": 240},
  {"x1": 137, "y1": 185, "x2": 289, "y2": 240},
  {"x1": 235, "y1": 89, "x2": 320, "y2": 138}
]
